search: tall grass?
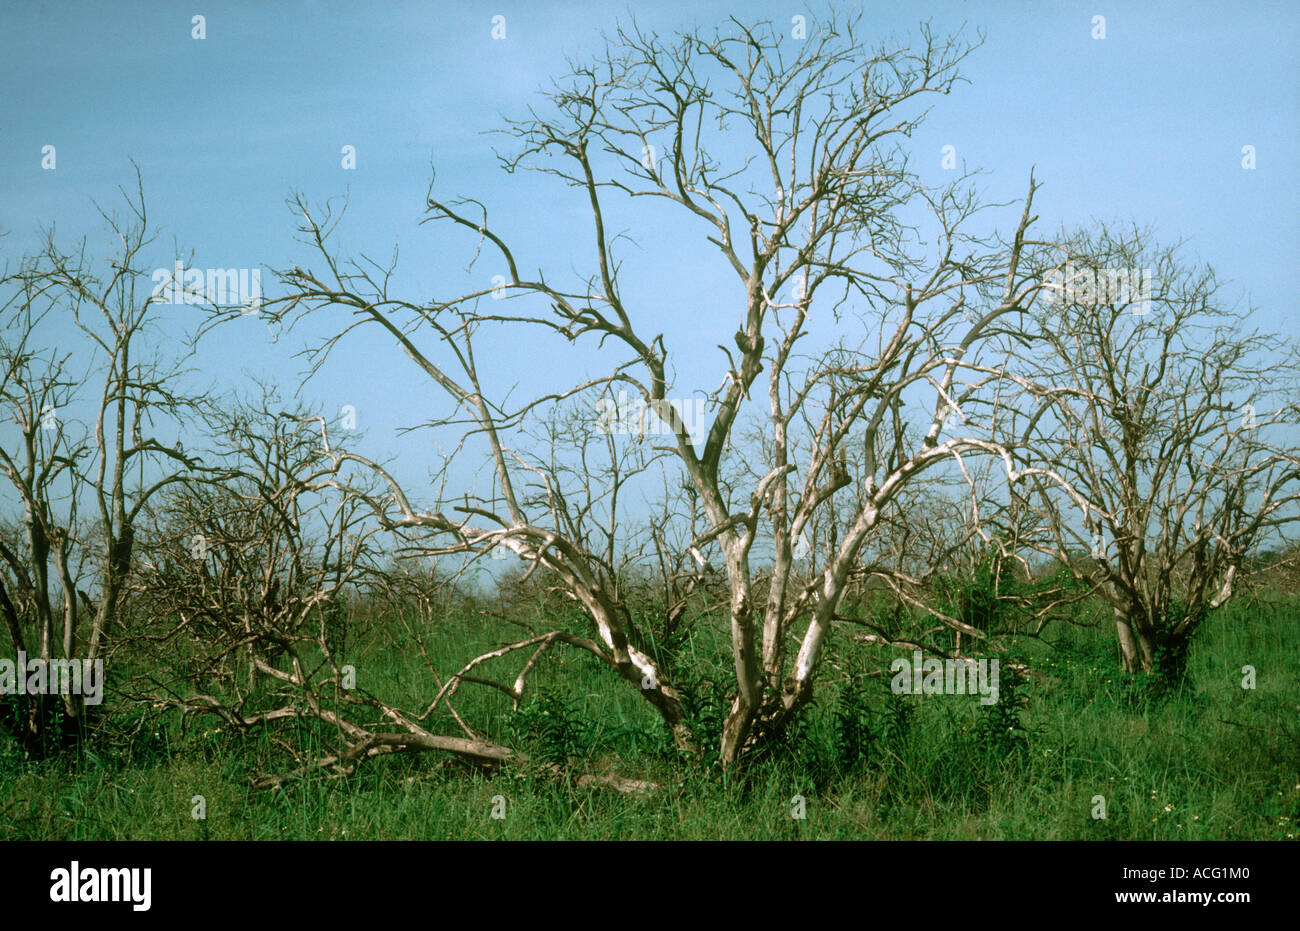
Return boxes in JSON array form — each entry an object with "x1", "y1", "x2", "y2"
[{"x1": 1, "y1": 595, "x2": 1296, "y2": 840}]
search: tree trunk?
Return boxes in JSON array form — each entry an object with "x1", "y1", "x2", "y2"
[
  {"x1": 720, "y1": 696, "x2": 758, "y2": 767},
  {"x1": 1114, "y1": 609, "x2": 1155, "y2": 673}
]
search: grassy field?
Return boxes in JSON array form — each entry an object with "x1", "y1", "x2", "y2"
[{"x1": 1, "y1": 594, "x2": 1297, "y2": 840}]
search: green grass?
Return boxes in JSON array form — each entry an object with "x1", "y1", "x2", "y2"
[{"x1": 2, "y1": 595, "x2": 1297, "y2": 840}]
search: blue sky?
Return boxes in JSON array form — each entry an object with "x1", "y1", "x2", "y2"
[{"x1": 1, "y1": 0, "x2": 1296, "y2": 502}]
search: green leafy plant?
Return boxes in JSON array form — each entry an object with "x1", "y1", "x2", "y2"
[
  {"x1": 509, "y1": 692, "x2": 592, "y2": 766},
  {"x1": 973, "y1": 659, "x2": 1029, "y2": 767},
  {"x1": 832, "y1": 676, "x2": 876, "y2": 771},
  {"x1": 878, "y1": 686, "x2": 915, "y2": 756}
]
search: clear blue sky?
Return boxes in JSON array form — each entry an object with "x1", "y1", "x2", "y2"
[{"x1": 1, "y1": 0, "x2": 1296, "y2": 500}]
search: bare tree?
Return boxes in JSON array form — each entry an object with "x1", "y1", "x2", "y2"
[
  {"x1": 0, "y1": 295, "x2": 89, "y2": 748},
  {"x1": 260, "y1": 12, "x2": 1067, "y2": 769},
  {"x1": 1010, "y1": 226, "x2": 1300, "y2": 675},
  {"x1": 130, "y1": 391, "x2": 663, "y2": 791},
  {"x1": 0, "y1": 173, "x2": 201, "y2": 747},
  {"x1": 128, "y1": 392, "x2": 376, "y2": 754}
]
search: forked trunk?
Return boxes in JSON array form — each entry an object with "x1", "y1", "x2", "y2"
[
  {"x1": 720, "y1": 697, "x2": 757, "y2": 767},
  {"x1": 1114, "y1": 609, "x2": 1155, "y2": 673}
]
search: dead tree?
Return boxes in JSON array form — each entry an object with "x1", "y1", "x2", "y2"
[
  {"x1": 1009, "y1": 225, "x2": 1300, "y2": 675},
  {"x1": 0, "y1": 171, "x2": 201, "y2": 748},
  {"x1": 264, "y1": 11, "x2": 1071, "y2": 768}
]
